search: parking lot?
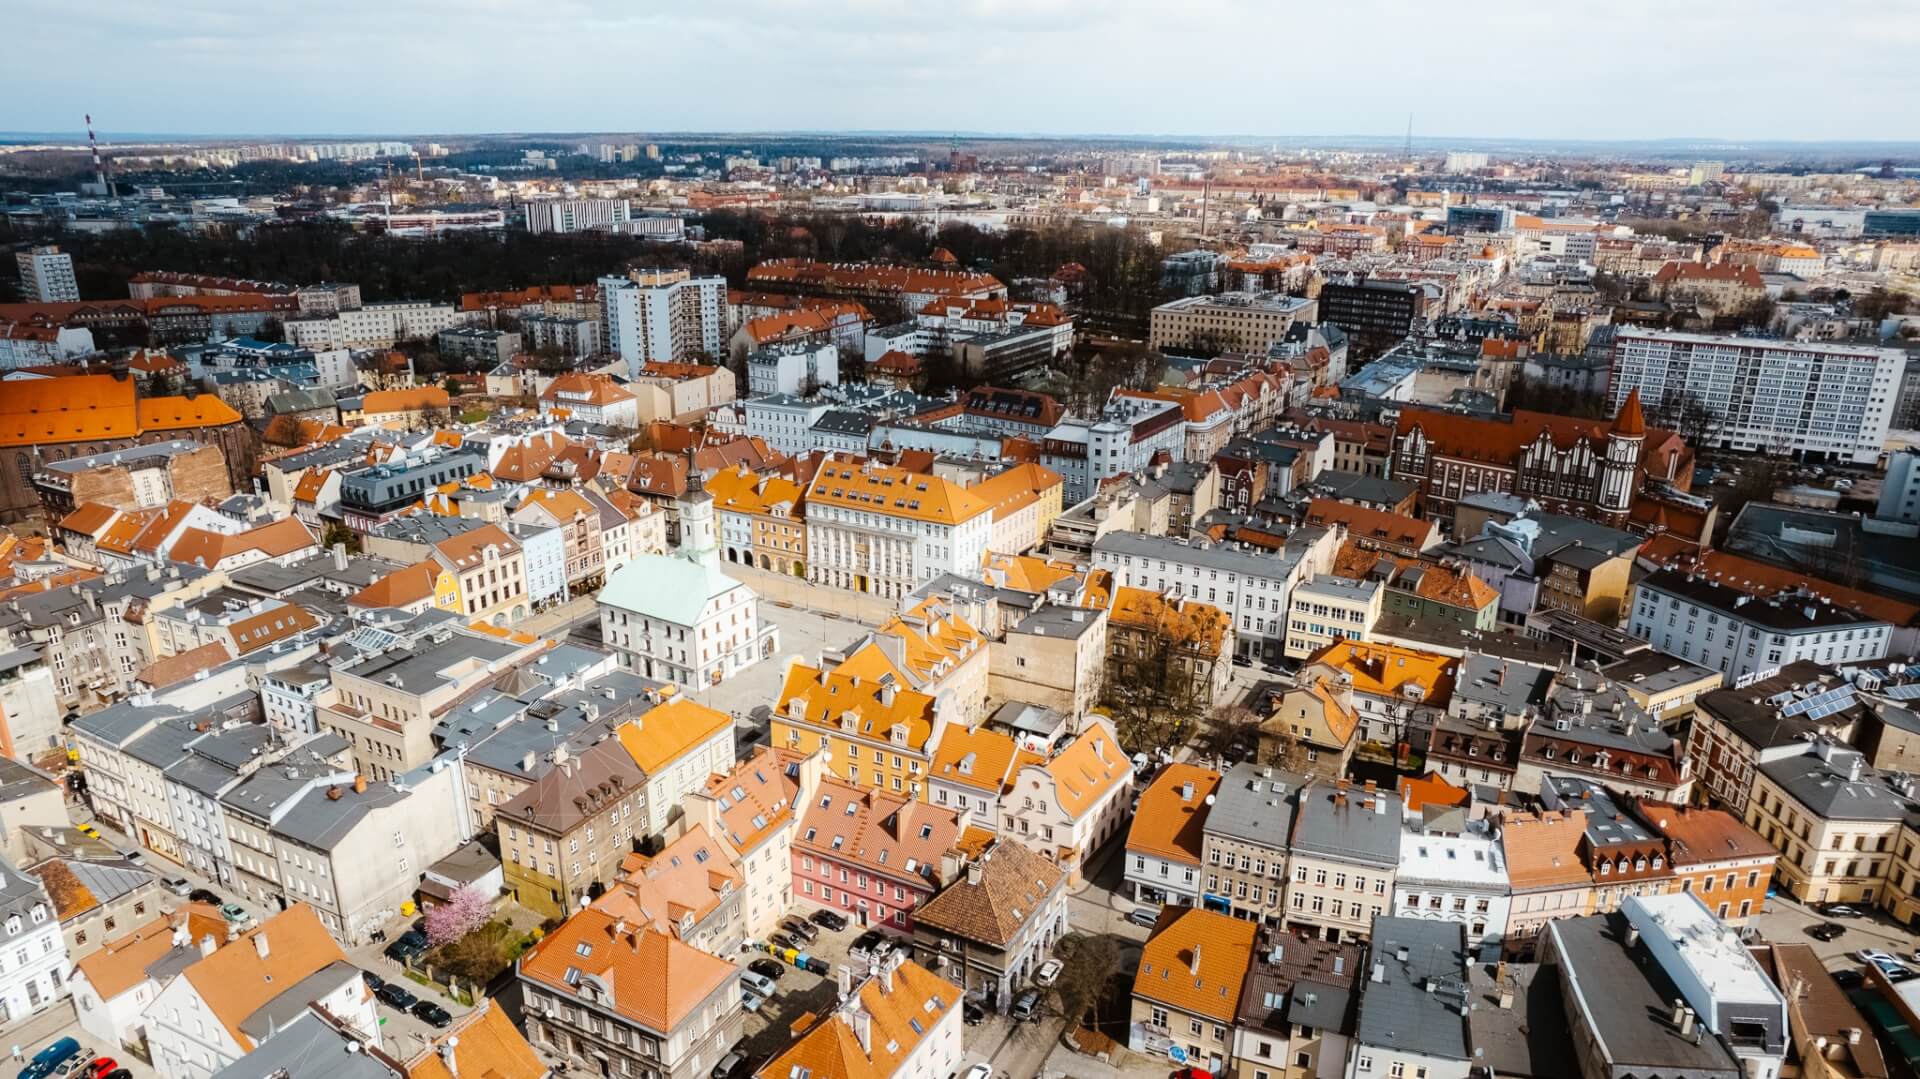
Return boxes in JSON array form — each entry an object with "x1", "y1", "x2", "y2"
[{"x1": 1750, "y1": 888, "x2": 1920, "y2": 972}]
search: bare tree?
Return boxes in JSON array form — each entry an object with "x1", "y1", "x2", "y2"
[{"x1": 1053, "y1": 933, "x2": 1124, "y2": 1031}]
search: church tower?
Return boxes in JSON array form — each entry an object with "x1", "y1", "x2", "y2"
[
  {"x1": 1599, "y1": 389, "x2": 1646, "y2": 522},
  {"x1": 676, "y1": 469, "x2": 719, "y2": 568}
]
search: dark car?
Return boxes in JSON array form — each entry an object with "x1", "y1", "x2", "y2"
[
  {"x1": 188, "y1": 888, "x2": 222, "y2": 906},
  {"x1": 781, "y1": 918, "x2": 819, "y2": 943},
  {"x1": 1809, "y1": 922, "x2": 1847, "y2": 941},
  {"x1": 849, "y1": 930, "x2": 890, "y2": 963},
  {"x1": 384, "y1": 930, "x2": 429, "y2": 962},
  {"x1": 809, "y1": 909, "x2": 848, "y2": 932},
  {"x1": 1833, "y1": 969, "x2": 1867, "y2": 988},
  {"x1": 769, "y1": 932, "x2": 798, "y2": 951},
  {"x1": 362, "y1": 970, "x2": 386, "y2": 992},
  {"x1": 798, "y1": 956, "x2": 830, "y2": 976},
  {"x1": 963, "y1": 1001, "x2": 986, "y2": 1026},
  {"x1": 749, "y1": 958, "x2": 786, "y2": 982},
  {"x1": 376, "y1": 982, "x2": 418, "y2": 1010},
  {"x1": 410, "y1": 1000, "x2": 453, "y2": 1028},
  {"x1": 1821, "y1": 903, "x2": 1865, "y2": 918}
]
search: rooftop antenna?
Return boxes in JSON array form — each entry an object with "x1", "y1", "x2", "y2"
[{"x1": 86, "y1": 113, "x2": 115, "y2": 199}]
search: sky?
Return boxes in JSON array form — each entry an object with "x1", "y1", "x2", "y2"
[{"x1": 3, "y1": 0, "x2": 1915, "y2": 143}]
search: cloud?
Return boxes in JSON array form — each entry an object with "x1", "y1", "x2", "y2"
[{"x1": 0, "y1": 0, "x2": 1913, "y2": 140}]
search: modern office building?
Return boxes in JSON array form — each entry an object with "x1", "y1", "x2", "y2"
[{"x1": 1148, "y1": 292, "x2": 1317, "y2": 354}]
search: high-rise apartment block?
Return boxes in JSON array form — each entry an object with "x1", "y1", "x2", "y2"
[
  {"x1": 15, "y1": 246, "x2": 79, "y2": 302},
  {"x1": 523, "y1": 198, "x2": 633, "y2": 234},
  {"x1": 599, "y1": 269, "x2": 728, "y2": 377},
  {"x1": 1609, "y1": 329, "x2": 1902, "y2": 464}
]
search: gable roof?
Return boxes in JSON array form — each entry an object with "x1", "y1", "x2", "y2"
[
  {"x1": 616, "y1": 698, "x2": 731, "y2": 774},
  {"x1": 520, "y1": 908, "x2": 736, "y2": 1034},
  {"x1": 1133, "y1": 906, "x2": 1259, "y2": 1023},
  {"x1": 1126, "y1": 763, "x2": 1221, "y2": 866},
  {"x1": 402, "y1": 999, "x2": 546, "y2": 1079},
  {"x1": 72, "y1": 902, "x2": 226, "y2": 1001},
  {"x1": 755, "y1": 960, "x2": 962, "y2": 1079},
  {"x1": 913, "y1": 840, "x2": 1063, "y2": 948},
  {"x1": 179, "y1": 903, "x2": 351, "y2": 1048},
  {"x1": 350, "y1": 561, "x2": 444, "y2": 610}
]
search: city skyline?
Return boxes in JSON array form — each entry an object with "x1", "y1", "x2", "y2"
[{"x1": 3, "y1": 0, "x2": 1915, "y2": 143}]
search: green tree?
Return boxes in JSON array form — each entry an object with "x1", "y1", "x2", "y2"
[{"x1": 321, "y1": 523, "x2": 361, "y2": 554}]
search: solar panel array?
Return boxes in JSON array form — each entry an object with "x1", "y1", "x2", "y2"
[{"x1": 1782, "y1": 685, "x2": 1855, "y2": 719}]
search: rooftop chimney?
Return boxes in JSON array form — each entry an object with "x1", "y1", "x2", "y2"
[
  {"x1": 199, "y1": 933, "x2": 218, "y2": 958},
  {"x1": 1680, "y1": 1007, "x2": 1696, "y2": 1037},
  {"x1": 1189, "y1": 944, "x2": 1202, "y2": 976},
  {"x1": 254, "y1": 931, "x2": 270, "y2": 960},
  {"x1": 352, "y1": 775, "x2": 367, "y2": 794},
  {"x1": 852, "y1": 1008, "x2": 872, "y2": 1054}
]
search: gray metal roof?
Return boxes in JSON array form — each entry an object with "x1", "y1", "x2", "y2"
[
  {"x1": 274, "y1": 780, "x2": 409, "y2": 851},
  {"x1": 0, "y1": 757, "x2": 59, "y2": 806},
  {"x1": 0, "y1": 853, "x2": 52, "y2": 921},
  {"x1": 1093, "y1": 530, "x2": 1308, "y2": 578},
  {"x1": 338, "y1": 632, "x2": 525, "y2": 696},
  {"x1": 1466, "y1": 961, "x2": 1576, "y2": 1079},
  {"x1": 1290, "y1": 782, "x2": 1402, "y2": 869},
  {"x1": 1454, "y1": 654, "x2": 1555, "y2": 715},
  {"x1": 238, "y1": 960, "x2": 365, "y2": 1042},
  {"x1": 212, "y1": 1006, "x2": 401, "y2": 1079},
  {"x1": 1547, "y1": 912, "x2": 1739, "y2": 1074},
  {"x1": 1354, "y1": 917, "x2": 1471, "y2": 1061},
  {"x1": 1758, "y1": 751, "x2": 1917, "y2": 821},
  {"x1": 1205, "y1": 763, "x2": 1305, "y2": 849}
]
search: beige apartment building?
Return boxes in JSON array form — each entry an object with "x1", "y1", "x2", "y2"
[
  {"x1": 1200, "y1": 763, "x2": 1303, "y2": 925},
  {"x1": 1149, "y1": 292, "x2": 1318, "y2": 354},
  {"x1": 1284, "y1": 780, "x2": 1400, "y2": 943},
  {"x1": 990, "y1": 602, "x2": 1108, "y2": 719},
  {"x1": 1746, "y1": 744, "x2": 1905, "y2": 907},
  {"x1": 318, "y1": 627, "x2": 547, "y2": 780},
  {"x1": 498, "y1": 739, "x2": 649, "y2": 920}
]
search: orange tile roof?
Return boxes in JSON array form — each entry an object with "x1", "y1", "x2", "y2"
[
  {"x1": 1630, "y1": 798, "x2": 1776, "y2": 867},
  {"x1": 72, "y1": 903, "x2": 226, "y2": 1001},
  {"x1": 520, "y1": 909, "x2": 737, "y2": 1034},
  {"x1": 1126, "y1": 763, "x2": 1221, "y2": 866},
  {"x1": 1306, "y1": 499, "x2": 1434, "y2": 551},
  {"x1": 132, "y1": 500, "x2": 198, "y2": 554},
  {"x1": 980, "y1": 553, "x2": 1081, "y2": 594},
  {"x1": 402, "y1": 999, "x2": 546, "y2": 1079},
  {"x1": 1304, "y1": 639, "x2": 1456, "y2": 705},
  {"x1": 58, "y1": 502, "x2": 119, "y2": 538},
  {"x1": 1331, "y1": 541, "x2": 1499, "y2": 612},
  {"x1": 930, "y1": 724, "x2": 1023, "y2": 795},
  {"x1": 701, "y1": 745, "x2": 803, "y2": 855},
  {"x1": 777, "y1": 662, "x2": 938, "y2": 753},
  {"x1": 137, "y1": 394, "x2": 243, "y2": 432},
  {"x1": 803, "y1": 455, "x2": 990, "y2": 526},
  {"x1": 136, "y1": 642, "x2": 234, "y2": 688},
  {"x1": 362, "y1": 387, "x2": 451, "y2": 414},
  {"x1": 1133, "y1": 907, "x2": 1258, "y2": 1024},
  {"x1": 541, "y1": 372, "x2": 635, "y2": 406},
  {"x1": 1039, "y1": 722, "x2": 1131, "y2": 819},
  {"x1": 431, "y1": 523, "x2": 518, "y2": 571},
  {"x1": 95, "y1": 508, "x2": 158, "y2": 555},
  {"x1": 594, "y1": 824, "x2": 743, "y2": 937},
  {"x1": 794, "y1": 777, "x2": 965, "y2": 878},
  {"x1": 1398, "y1": 772, "x2": 1471, "y2": 813},
  {"x1": 458, "y1": 284, "x2": 598, "y2": 312},
  {"x1": 968, "y1": 463, "x2": 1061, "y2": 523},
  {"x1": 1501, "y1": 809, "x2": 1594, "y2": 890},
  {"x1": 747, "y1": 258, "x2": 1002, "y2": 299},
  {"x1": 228, "y1": 603, "x2": 322, "y2": 653},
  {"x1": 1653, "y1": 260, "x2": 1765, "y2": 288},
  {"x1": 351, "y1": 561, "x2": 443, "y2": 609},
  {"x1": 180, "y1": 904, "x2": 351, "y2": 1048},
  {"x1": 169, "y1": 517, "x2": 317, "y2": 568},
  {"x1": 757, "y1": 960, "x2": 962, "y2": 1079},
  {"x1": 617, "y1": 698, "x2": 731, "y2": 773}
]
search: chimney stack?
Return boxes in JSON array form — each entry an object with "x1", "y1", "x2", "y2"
[
  {"x1": 1189, "y1": 944, "x2": 1202, "y2": 976},
  {"x1": 1680, "y1": 1008, "x2": 1696, "y2": 1037},
  {"x1": 852, "y1": 1008, "x2": 872, "y2": 1054},
  {"x1": 199, "y1": 933, "x2": 218, "y2": 958},
  {"x1": 254, "y1": 931, "x2": 270, "y2": 960},
  {"x1": 835, "y1": 964, "x2": 853, "y2": 1002},
  {"x1": 352, "y1": 775, "x2": 367, "y2": 794}
]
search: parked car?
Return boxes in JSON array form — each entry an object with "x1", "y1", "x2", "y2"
[
  {"x1": 410, "y1": 1000, "x2": 452, "y2": 1028},
  {"x1": 769, "y1": 932, "x2": 798, "y2": 951},
  {"x1": 1126, "y1": 906, "x2": 1160, "y2": 928},
  {"x1": 740, "y1": 971, "x2": 778, "y2": 998},
  {"x1": 188, "y1": 888, "x2": 222, "y2": 906},
  {"x1": 82, "y1": 1060, "x2": 116, "y2": 1079},
  {"x1": 1035, "y1": 958, "x2": 1063, "y2": 987},
  {"x1": 741, "y1": 990, "x2": 767, "y2": 1014},
  {"x1": 160, "y1": 875, "x2": 190, "y2": 897},
  {"x1": 1821, "y1": 903, "x2": 1865, "y2": 918},
  {"x1": 1833, "y1": 969, "x2": 1866, "y2": 988},
  {"x1": 97, "y1": 1072, "x2": 130, "y2": 1079},
  {"x1": 18, "y1": 1039, "x2": 82, "y2": 1079},
  {"x1": 1009, "y1": 988, "x2": 1041, "y2": 1021},
  {"x1": 849, "y1": 930, "x2": 893, "y2": 964},
  {"x1": 781, "y1": 918, "x2": 819, "y2": 943},
  {"x1": 384, "y1": 930, "x2": 429, "y2": 962},
  {"x1": 218, "y1": 903, "x2": 251, "y2": 925},
  {"x1": 1893, "y1": 969, "x2": 1919, "y2": 984},
  {"x1": 809, "y1": 909, "x2": 848, "y2": 932},
  {"x1": 1809, "y1": 922, "x2": 1847, "y2": 941},
  {"x1": 1858, "y1": 949, "x2": 1903, "y2": 974},
  {"x1": 963, "y1": 1065, "x2": 993, "y2": 1079},
  {"x1": 376, "y1": 983, "x2": 418, "y2": 1010},
  {"x1": 76, "y1": 824, "x2": 100, "y2": 839},
  {"x1": 1173, "y1": 1068, "x2": 1216, "y2": 1079},
  {"x1": 711, "y1": 1051, "x2": 748, "y2": 1079},
  {"x1": 963, "y1": 1001, "x2": 986, "y2": 1026},
  {"x1": 362, "y1": 970, "x2": 385, "y2": 992},
  {"x1": 748, "y1": 959, "x2": 785, "y2": 982}
]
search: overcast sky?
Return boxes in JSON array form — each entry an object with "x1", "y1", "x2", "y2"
[{"x1": 4, "y1": 0, "x2": 1913, "y2": 142}]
